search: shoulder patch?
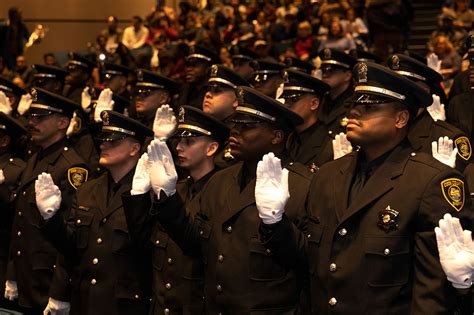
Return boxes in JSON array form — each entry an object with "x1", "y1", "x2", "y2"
[
  {"x1": 455, "y1": 136, "x2": 472, "y2": 161},
  {"x1": 68, "y1": 167, "x2": 88, "y2": 190},
  {"x1": 441, "y1": 178, "x2": 465, "y2": 212}
]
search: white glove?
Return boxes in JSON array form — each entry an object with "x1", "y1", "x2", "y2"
[
  {"x1": 0, "y1": 169, "x2": 4, "y2": 184},
  {"x1": 427, "y1": 53, "x2": 442, "y2": 74},
  {"x1": 4, "y1": 280, "x2": 17, "y2": 301},
  {"x1": 147, "y1": 139, "x2": 177, "y2": 198},
  {"x1": 94, "y1": 88, "x2": 114, "y2": 122},
  {"x1": 275, "y1": 82, "x2": 284, "y2": 99},
  {"x1": 43, "y1": 297, "x2": 71, "y2": 315},
  {"x1": 427, "y1": 94, "x2": 446, "y2": 122},
  {"x1": 0, "y1": 91, "x2": 12, "y2": 115},
  {"x1": 81, "y1": 87, "x2": 92, "y2": 112},
  {"x1": 435, "y1": 213, "x2": 474, "y2": 289},
  {"x1": 432, "y1": 136, "x2": 457, "y2": 169},
  {"x1": 17, "y1": 93, "x2": 32, "y2": 116},
  {"x1": 151, "y1": 47, "x2": 159, "y2": 68},
  {"x1": 66, "y1": 112, "x2": 81, "y2": 137},
  {"x1": 153, "y1": 104, "x2": 177, "y2": 140},
  {"x1": 35, "y1": 172, "x2": 62, "y2": 220},
  {"x1": 131, "y1": 152, "x2": 151, "y2": 195},
  {"x1": 332, "y1": 132, "x2": 353, "y2": 159},
  {"x1": 255, "y1": 152, "x2": 290, "y2": 224}
]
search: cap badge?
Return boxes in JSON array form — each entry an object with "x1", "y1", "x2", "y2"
[
  {"x1": 391, "y1": 55, "x2": 400, "y2": 70},
  {"x1": 377, "y1": 205, "x2": 399, "y2": 233},
  {"x1": 236, "y1": 87, "x2": 245, "y2": 104},
  {"x1": 101, "y1": 111, "x2": 110, "y2": 125},
  {"x1": 30, "y1": 88, "x2": 38, "y2": 102},
  {"x1": 282, "y1": 71, "x2": 289, "y2": 84},
  {"x1": 137, "y1": 70, "x2": 143, "y2": 81},
  {"x1": 178, "y1": 107, "x2": 185, "y2": 123},
  {"x1": 210, "y1": 64, "x2": 218, "y2": 77},
  {"x1": 323, "y1": 48, "x2": 331, "y2": 60},
  {"x1": 357, "y1": 63, "x2": 368, "y2": 83}
]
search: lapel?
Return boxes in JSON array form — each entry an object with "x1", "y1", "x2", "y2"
[
  {"x1": 295, "y1": 123, "x2": 328, "y2": 164},
  {"x1": 338, "y1": 144, "x2": 410, "y2": 224},
  {"x1": 92, "y1": 175, "x2": 108, "y2": 217},
  {"x1": 407, "y1": 112, "x2": 432, "y2": 150},
  {"x1": 223, "y1": 162, "x2": 256, "y2": 222},
  {"x1": 102, "y1": 172, "x2": 134, "y2": 218},
  {"x1": 20, "y1": 146, "x2": 63, "y2": 189},
  {"x1": 334, "y1": 152, "x2": 357, "y2": 221}
]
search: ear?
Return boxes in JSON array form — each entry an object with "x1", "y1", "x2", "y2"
[
  {"x1": 129, "y1": 141, "x2": 141, "y2": 157},
  {"x1": 0, "y1": 134, "x2": 11, "y2": 149},
  {"x1": 271, "y1": 129, "x2": 284, "y2": 145},
  {"x1": 343, "y1": 70, "x2": 352, "y2": 83},
  {"x1": 310, "y1": 97, "x2": 320, "y2": 111},
  {"x1": 57, "y1": 116, "x2": 70, "y2": 130},
  {"x1": 206, "y1": 141, "x2": 219, "y2": 157},
  {"x1": 394, "y1": 110, "x2": 410, "y2": 129},
  {"x1": 232, "y1": 97, "x2": 239, "y2": 109}
]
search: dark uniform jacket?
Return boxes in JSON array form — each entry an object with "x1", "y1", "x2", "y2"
[
  {"x1": 151, "y1": 154, "x2": 312, "y2": 314},
  {"x1": 288, "y1": 122, "x2": 334, "y2": 173},
  {"x1": 176, "y1": 82, "x2": 207, "y2": 110},
  {"x1": 43, "y1": 171, "x2": 151, "y2": 315},
  {"x1": 0, "y1": 154, "x2": 25, "y2": 291},
  {"x1": 447, "y1": 90, "x2": 474, "y2": 138},
  {"x1": 122, "y1": 170, "x2": 220, "y2": 315},
  {"x1": 6, "y1": 138, "x2": 88, "y2": 310},
  {"x1": 262, "y1": 141, "x2": 474, "y2": 314},
  {"x1": 319, "y1": 86, "x2": 353, "y2": 136},
  {"x1": 408, "y1": 110, "x2": 472, "y2": 172}
]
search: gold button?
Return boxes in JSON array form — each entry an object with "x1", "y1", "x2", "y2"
[
  {"x1": 17, "y1": 251, "x2": 21, "y2": 256},
  {"x1": 199, "y1": 230, "x2": 204, "y2": 236},
  {"x1": 265, "y1": 248, "x2": 271, "y2": 254},
  {"x1": 53, "y1": 264, "x2": 56, "y2": 268},
  {"x1": 165, "y1": 283, "x2": 171, "y2": 290},
  {"x1": 76, "y1": 219, "x2": 81, "y2": 224},
  {"x1": 18, "y1": 211, "x2": 22, "y2": 217},
  {"x1": 307, "y1": 233, "x2": 311, "y2": 238},
  {"x1": 167, "y1": 258, "x2": 173, "y2": 264},
  {"x1": 27, "y1": 150, "x2": 31, "y2": 154},
  {"x1": 134, "y1": 294, "x2": 139, "y2": 299},
  {"x1": 97, "y1": 238, "x2": 102, "y2": 244},
  {"x1": 338, "y1": 228, "x2": 347, "y2": 236},
  {"x1": 17, "y1": 231, "x2": 21, "y2": 236},
  {"x1": 22, "y1": 191, "x2": 26, "y2": 196},
  {"x1": 226, "y1": 226, "x2": 232, "y2": 233},
  {"x1": 218, "y1": 255, "x2": 224, "y2": 263},
  {"x1": 329, "y1": 297, "x2": 337, "y2": 306},
  {"x1": 164, "y1": 309, "x2": 170, "y2": 315},
  {"x1": 329, "y1": 263, "x2": 337, "y2": 272},
  {"x1": 64, "y1": 147, "x2": 68, "y2": 151},
  {"x1": 216, "y1": 284, "x2": 222, "y2": 292},
  {"x1": 384, "y1": 248, "x2": 390, "y2": 256},
  {"x1": 328, "y1": 130, "x2": 333, "y2": 135},
  {"x1": 155, "y1": 240, "x2": 160, "y2": 245},
  {"x1": 102, "y1": 218, "x2": 107, "y2": 223},
  {"x1": 411, "y1": 152, "x2": 416, "y2": 157},
  {"x1": 91, "y1": 279, "x2": 97, "y2": 285},
  {"x1": 92, "y1": 258, "x2": 99, "y2": 265},
  {"x1": 9, "y1": 158, "x2": 13, "y2": 162}
]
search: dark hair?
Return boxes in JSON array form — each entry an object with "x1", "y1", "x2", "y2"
[{"x1": 133, "y1": 16, "x2": 143, "y2": 23}]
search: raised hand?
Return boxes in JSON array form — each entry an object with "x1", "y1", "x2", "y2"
[
  {"x1": 153, "y1": 104, "x2": 177, "y2": 140},
  {"x1": 35, "y1": 172, "x2": 62, "y2": 220}
]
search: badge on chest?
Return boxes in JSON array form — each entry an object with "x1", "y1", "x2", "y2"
[{"x1": 377, "y1": 205, "x2": 399, "y2": 233}]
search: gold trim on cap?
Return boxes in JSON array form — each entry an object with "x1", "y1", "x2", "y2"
[
  {"x1": 283, "y1": 86, "x2": 315, "y2": 93},
  {"x1": 0, "y1": 85, "x2": 13, "y2": 92},
  {"x1": 136, "y1": 82, "x2": 165, "y2": 89},
  {"x1": 254, "y1": 70, "x2": 280, "y2": 74},
  {"x1": 105, "y1": 70, "x2": 124, "y2": 75},
  {"x1": 34, "y1": 73, "x2": 57, "y2": 78},
  {"x1": 102, "y1": 126, "x2": 136, "y2": 136},
  {"x1": 355, "y1": 86, "x2": 406, "y2": 101},
  {"x1": 321, "y1": 60, "x2": 350, "y2": 69},
  {"x1": 394, "y1": 70, "x2": 426, "y2": 82},
  {"x1": 187, "y1": 54, "x2": 212, "y2": 62},
  {"x1": 232, "y1": 54, "x2": 252, "y2": 60},
  {"x1": 30, "y1": 104, "x2": 64, "y2": 113},
  {"x1": 68, "y1": 60, "x2": 90, "y2": 68},
  {"x1": 208, "y1": 78, "x2": 237, "y2": 89},
  {"x1": 236, "y1": 106, "x2": 276, "y2": 122},
  {"x1": 177, "y1": 124, "x2": 212, "y2": 136}
]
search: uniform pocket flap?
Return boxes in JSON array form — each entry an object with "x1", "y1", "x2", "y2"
[{"x1": 365, "y1": 236, "x2": 409, "y2": 256}]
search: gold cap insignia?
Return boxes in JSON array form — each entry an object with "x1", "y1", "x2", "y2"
[
  {"x1": 178, "y1": 107, "x2": 185, "y2": 123},
  {"x1": 323, "y1": 48, "x2": 331, "y2": 60},
  {"x1": 101, "y1": 111, "x2": 109, "y2": 125},
  {"x1": 441, "y1": 178, "x2": 465, "y2": 212},
  {"x1": 137, "y1": 70, "x2": 143, "y2": 81},
  {"x1": 340, "y1": 117, "x2": 349, "y2": 127},
  {"x1": 282, "y1": 71, "x2": 289, "y2": 84},
  {"x1": 455, "y1": 136, "x2": 472, "y2": 161},
  {"x1": 210, "y1": 64, "x2": 218, "y2": 77},
  {"x1": 391, "y1": 55, "x2": 400, "y2": 70},
  {"x1": 357, "y1": 63, "x2": 368, "y2": 83},
  {"x1": 377, "y1": 205, "x2": 399, "y2": 233},
  {"x1": 67, "y1": 167, "x2": 88, "y2": 190},
  {"x1": 30, "y1": 88, "x2": 38, "y2": 102},
  {"x1": 236, "y1": 87, "x2": 245, "y2": 104}
]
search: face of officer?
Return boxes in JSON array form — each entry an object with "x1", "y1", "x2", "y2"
[
  {"x1": 321, "y1": 67, "x2": 352, "y2": 98},
  {"x1": 252, "y1": 74, "x2": 282, "y2": 98},
  {"x1": 203, "y1": 85, "x2": 238, "y2": 121},
  {"x1": 32, "y1": 78, "x2": 63, "y2": 94},
  {"x1": 174, "y1": 136, "x2": 218, "y2": 170},
  {"x1": 185, "y1": 60, "x2": 210, "y2": 83},
  {"x1": 134, "y1": 89, "x2": 170, "y2": 116},
  {"x1": 27, "y1": 113, "x2": 70, "y2": 149},
  {"x1": 103, "y1": 74, "x2": 127, "y2": 94},
  {"x1": 283, "y1": 93, "x2": 320, "y2": 129},
  {"x1": 228, "y1": 120, "x2": 284, "y2": 161},
  {"x1": 233, "y1": 59, "x2": 254, "y2": 81},
  {"x1": 99, "y1": 137, "x2": 140, "y2": 168},
  {"x1": 346, "y1": 101, "x2": 409, "y2": 149},
  {"x1": 65, "y1": 66, "x2": 89, "y2": 87}
]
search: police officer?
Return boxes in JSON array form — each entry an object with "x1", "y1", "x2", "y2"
[
  {"x1": 250, "y1": 59, "x2": 286, "y2": 98},
  {"x1": 448, "y1": 34, "x2": 473, "y2": 100},
  {"x1": 133, "y1": 69, "x2": 180, "y2": 128},
  {"x1": 0, "y1": 113, "x2": 26, "y2": 309},
  {"x1": 63, "y1": 52, "x2": 96, "y2": 104},
  {"x1": 284, "y1": 57, "x2": 316, "y2": 74},
  {"x1": 123, "y1": 106, "x2": 229, "y2": 314},
  {"x1": 281, "y1": 69, "x2": 334, "y2": 171},
  {"x1": 318, "y1": 48, "x2": 357, "y2": 135},
  {"x1": 387, "y1": 53, "x2": 471, "y2": 172},
  {"x1": 177, "y1": 45, "x2": 221, "y2": 109},
  {"x1": 0, "y1": 75, "x2": 26, "y2": 119},
  {"x1": 38, "y1": 110, "x2": 153, "y2": 315},
  {"x1": 101, "y1": 62, "x2": 131, "y2": 101},
  {"x1": 4, "y1": 88, "x2": 89, "y2": 313},
  {"x1": 31, "y1": 64, "x2": 69, "y2": 95},
  {"x1": 348, "y1": 49, "x2": 382, "y2": 64},
  {"x1": 258, "y1": 62, "x2": 474, "y2": 314},
  {"x1": 230, "y1": 45, "x2": 259, "y2": 81}
]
